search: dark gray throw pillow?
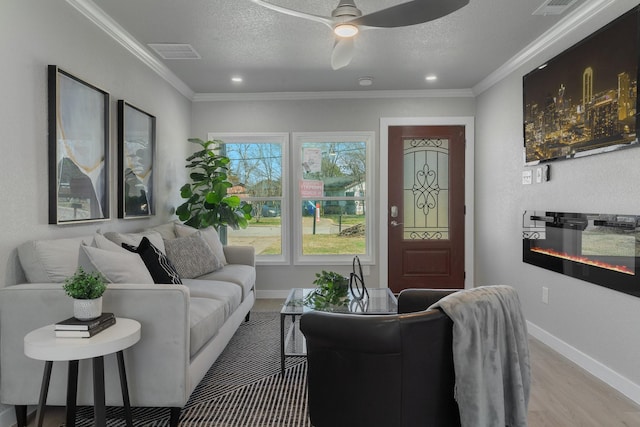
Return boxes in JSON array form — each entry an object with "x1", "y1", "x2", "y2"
[
  {"x1": 163, "y1": 231, "x2": 223, "y2": 279},
  {"x1": 122, "y1": 237, "x2": 182, "y2": 284}
]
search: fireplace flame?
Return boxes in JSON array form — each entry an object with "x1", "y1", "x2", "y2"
[{"x1": 530, "y1": 247, "x2": 634, "y2": 275}]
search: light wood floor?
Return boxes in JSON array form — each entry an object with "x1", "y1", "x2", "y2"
[{"x1": 26, "y1": 299, "x2": 640, "y2": 427}]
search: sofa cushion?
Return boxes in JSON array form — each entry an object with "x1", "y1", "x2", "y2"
[
  {"x1": 18, "y1": 236, "x2": 93, "y2": 283},
  {"x1": 122, "y1": 237, "x2": 182, "y2": 284},
  {"x1": 104, "y1": 230, "x2": 166, "y2": 254},
  {"x1": 197, "y1": 264, "x2": 255, "y2": 300},
  {"x1": 175, "y1": 224, "x2": 227, "y2": 265},
  {"x1": 79, "y1": 245, "x2": 154, "y2": 284},
  {"x1": 181, "y1": 279, "x2": 242, "y2": 319},
  {"x1": 189, "y1": 297, "x2": 227, "y2": 356},
  {"x1": 164, "y1": 232, "x2": 223, "y2": 279},
  {"x1": 149, "y1": 221, "x2": 178, "y2": 240},
  {"x1": 93, "y1": 232, "x2": 128, "y2": 253}
]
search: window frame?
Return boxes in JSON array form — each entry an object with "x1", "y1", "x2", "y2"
[
  {"x1": 208, "y1": 132, "x2": 290, "y2": 265},
  {"x1": 292, "y1": 131, "x2": 375, "y2": 265}
]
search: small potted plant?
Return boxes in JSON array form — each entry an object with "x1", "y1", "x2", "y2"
[
  {"x1": 62, "y1": 267, "x2": 108, "y2": 321},
  {"x1": 304, "y1": 270, "x2": 349, "y2": 310}
]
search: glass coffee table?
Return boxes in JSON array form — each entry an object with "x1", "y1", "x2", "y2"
[{"x1": 280, "y1": 287, "x2": 398, "y2": 374}]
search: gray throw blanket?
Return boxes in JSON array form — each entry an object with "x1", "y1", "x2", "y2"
[{"x1": 429, "y1": 285, "x2": 531, "y2": 427}]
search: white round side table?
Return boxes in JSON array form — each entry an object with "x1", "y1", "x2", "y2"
[{"x1": 24, "y1": 317, "x2": 141, "y2": 427}]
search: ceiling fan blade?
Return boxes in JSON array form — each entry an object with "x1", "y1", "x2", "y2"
[
  {"x1": 252, "y1": 0, "x2": 334, "y2": 29},
  {"x1": 350, "y1": 0, "x2": 469, "y2": 28},
  {"x1": 331, "y1": 38, "x2": 355, "y2": 70}
]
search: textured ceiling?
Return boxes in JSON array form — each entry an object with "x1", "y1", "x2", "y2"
[{"x1": 90, "y1": 0, "x2": 583, "y2": 94}]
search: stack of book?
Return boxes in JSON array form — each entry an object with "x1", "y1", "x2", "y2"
[{"x1": 54, "y1": 312, "x2": 116, "y2": 338}]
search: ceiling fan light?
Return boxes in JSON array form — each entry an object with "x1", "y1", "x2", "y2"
[{"x1": 334, "y1": 23, "x2": 359, "y2": 37}]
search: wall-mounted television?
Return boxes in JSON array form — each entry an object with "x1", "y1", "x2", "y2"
[{"x1": 523, "y1": 6, "x2": 640, "y2": 165}]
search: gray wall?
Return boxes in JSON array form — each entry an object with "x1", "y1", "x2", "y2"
[
  {"x1": 0, "y1": 2, "x2": 191, "y2": 419},
  {"x1": 0, "y1": 0, "x2": 191, "y2": 287},
  {"x1": 191, "y1": 97, "x2": 476, "y2": 293},
  {"x1": 474, "y1": 0, "x2": 640, "y2": 397}
]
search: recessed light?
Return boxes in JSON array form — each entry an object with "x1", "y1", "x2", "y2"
[
  {"x1": 425, "y1": 75, "x2": 437, "y2": 81},
  {"x1": 358, "y1": 77, "x2": 373, "y2": 86},
  {"x1": 231, "y1": 76, "x2": 243, "y2": 83}
]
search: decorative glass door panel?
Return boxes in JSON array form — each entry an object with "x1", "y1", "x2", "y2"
[
  {"x1": 388, "y1": 125, "x2": 464, "y2": 292},
  {"x1": 403, "y1": 138, "x2": 450, "y2": 240}
]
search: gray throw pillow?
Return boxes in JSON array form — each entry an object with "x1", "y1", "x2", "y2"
[
  {"x1": 174, "y1": 224, "x2": 227, "y2": 265},
  {"x1": 79, "y1": 244, "x2": 154, "y2": 284},
  {"x1": 163, "y1": 231, "x2": 223, "y2": 279}
]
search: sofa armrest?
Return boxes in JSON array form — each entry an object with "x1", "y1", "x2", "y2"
[
  {"x1": 397, "y1": 288, "x2": 459, "y2": 314},
  {"x1": 223, "y1": 245, "x2": 255, "y2": 267},
  {"x1": 0, "y1": 283, "x2": 192, "y2": 407}
]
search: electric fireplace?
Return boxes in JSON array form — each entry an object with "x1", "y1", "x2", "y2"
[{"x1": 523, "y1": 211, "x2": 640, "y2": 297}]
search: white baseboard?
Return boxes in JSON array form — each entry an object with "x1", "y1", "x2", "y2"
[{"x1": 527, "y1": 321, "x2": 640, "y2": 405}]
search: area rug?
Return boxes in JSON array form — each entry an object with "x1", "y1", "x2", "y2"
[{"x1": 75, "y1": 311, "x2": 311, "y2": 426}]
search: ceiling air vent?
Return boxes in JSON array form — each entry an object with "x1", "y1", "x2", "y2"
[
  {"x1": 148, "y1": 43, "x2": 201, "y2": 59},
  {"x1": 533, "y1": 0, "x2": 579, "y2": 16}
]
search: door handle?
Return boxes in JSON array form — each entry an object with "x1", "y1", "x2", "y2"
[{"x1": 390, "y1": 220, "x2": 403, "y2": 227}]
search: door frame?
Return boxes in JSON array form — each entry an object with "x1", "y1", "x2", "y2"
[{"x1": 379, "y1": 117, "x2": 475, "y2": 290}]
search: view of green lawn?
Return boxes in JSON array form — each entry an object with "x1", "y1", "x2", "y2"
[{"x1": 228, "y1": 214, "x2": 365, "y2": 255}]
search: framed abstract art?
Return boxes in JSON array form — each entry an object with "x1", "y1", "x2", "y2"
[
  {"x1": 48, "y1": 65, "x2": 110, "y2": 224},
  {"x1": 117, "y1": 100, "x2": 155, "y2": 218}
]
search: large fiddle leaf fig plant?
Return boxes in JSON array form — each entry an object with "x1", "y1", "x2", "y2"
[{"x1": 176, "y1": 138, "x2": 252, "y2": 230}]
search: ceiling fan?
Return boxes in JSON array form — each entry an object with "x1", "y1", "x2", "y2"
[{"x1": 252, "y1": 0, "x2": 470, "y2": 70}]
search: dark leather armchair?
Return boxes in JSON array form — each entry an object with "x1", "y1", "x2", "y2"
[{"x1": 299, "y1": 289, "x2": 461, "y2": 427}]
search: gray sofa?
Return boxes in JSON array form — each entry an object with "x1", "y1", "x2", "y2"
[{"x1": 0, "y1": 222, "x2": 256, "y2": 426}]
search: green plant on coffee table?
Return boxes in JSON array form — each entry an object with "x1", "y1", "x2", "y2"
[
  {"x1": 304, "y1": 270, "x2": 349, "y2": 310},
  {"x1": 62, "y1": 267, "x2": 107, "y2": 300}
]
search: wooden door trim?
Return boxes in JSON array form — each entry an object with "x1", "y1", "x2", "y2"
[{"x1": 379, "y1": 117, "x2": 475, "y2": 290}]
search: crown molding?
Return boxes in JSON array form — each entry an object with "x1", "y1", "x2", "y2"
[
  {"x1": 192, "y1": 89, "x2": 474, "y2": 102},
  {"x1": 65, "y1": 0, "x2": 195, "y2": 100},
  {"x1": 472, "y1": 0, "x2": 616, "y2": 95}
]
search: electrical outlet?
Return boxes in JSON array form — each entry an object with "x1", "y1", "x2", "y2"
[
  {"x1": 522, "y1": 170, "x2": 532, "y2": 185},
  {"x1": 542, "y1": 287, "x2": 549, "y2": 304}
]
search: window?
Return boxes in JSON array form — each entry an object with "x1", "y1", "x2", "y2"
[
  {"x1": 209, "y1": 131, "x2": 374, "y2": 266},
  {"x1": 293, "y1": 132, "x2": 374, "y2": 265},
  {"x1": 209, "y1": 133, "x2": 289, "y2": 264}
]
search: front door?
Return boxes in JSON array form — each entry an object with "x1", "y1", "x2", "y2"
[{"x1": 388, "y1": 125, "x2": 465, "y2": 293}]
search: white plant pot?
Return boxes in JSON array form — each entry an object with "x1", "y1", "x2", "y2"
[{"x1": 73, "y1": 297, "x2": 103, "y2": 321}]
